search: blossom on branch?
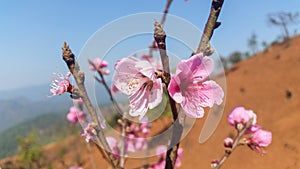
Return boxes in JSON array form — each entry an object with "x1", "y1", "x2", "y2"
[
  {"x1": 227, "y1": 106, "x2": 257, "y2": 130},
  {"x1": 49, "y1": 72, "x2": 73, "y2": 96},
  {"x1": 89, "y1": 58, "x2": 110, "y2": 75},
  {"x1": 113, "y1": 57, "x2": 163, "y2": 119},
  {"x1": 247, "y1": 129, "x2": 272, "y2": 153},
  {"x1": 168, "y1": 53, "x2": 224, "y2": 118},
  {"x1": 66, "y1": 106, "x2": 86, "y2": 124}
]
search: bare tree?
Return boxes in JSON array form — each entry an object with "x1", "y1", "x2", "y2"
[
  {"x1": 267, "y1": 12, "x2": 299, "y2": 40},
  {"x1": 247, "y1": 32, "x2": 258, "y2": 55}
]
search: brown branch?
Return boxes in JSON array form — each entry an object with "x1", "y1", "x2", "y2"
[
  {"x1": 154, "y1": 21, "x2": 183, "y2": 169},
  {"x1": 195, "y1": 0, "x2": 224, "y2": 55},
  {"x1": 161, "y1": 0, "x2": 173, "y2": 25},
  {"x1": 62, "y1": 42, "x2": 120, "y2": 169},
  {"x1": 213, "y1": 119, "x2": 253, "y2": 169},
  {"x1": 149, "y1": 0, "x2": 174, "y2": 58}
]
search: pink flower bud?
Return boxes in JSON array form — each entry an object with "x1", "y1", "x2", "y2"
[
  {"x1": 223, "y1": 137, "x2": 233, "y2": 148},
  {"x1": 211, "y1": 159, "x2": 219, "y2": 168}
]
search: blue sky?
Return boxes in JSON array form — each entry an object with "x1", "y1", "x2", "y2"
[{"x1": 0, "y1": 0, "x2": 299, "y2": 91}]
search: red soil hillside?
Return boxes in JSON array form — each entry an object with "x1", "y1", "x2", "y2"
[{"x1": 1, "y1": 35, "x2": 300, "y2": 169}]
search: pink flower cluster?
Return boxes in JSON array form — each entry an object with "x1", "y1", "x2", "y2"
[
  {"x1": 89, "y1": 58, "x2": 110, "y2": 75},
  {"x1": 148, "y1": 145, "x2": 183, "y2": 169},
  {"x1": 227, "y1": 106, "x2": 272, "y2": 153},
  {"x1": 126, "y1": 122, "x2": 150, "y2": 152},
  {"x1": 113, "y1": 53, "x2": 224, "y2": 119},
  {"x1": 50, "y1": 72, "x2": 73, "y2": 96},
  {"x1": 105, "y1": 121, "x2": 151, "y2": 157}
]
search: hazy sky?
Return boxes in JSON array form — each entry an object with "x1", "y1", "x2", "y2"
[{"x1": 0, "y1": 0, "x2": 299, "y2": 91}]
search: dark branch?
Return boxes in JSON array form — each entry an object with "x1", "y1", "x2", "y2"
[{"x1": 195, "y1": 0, "x2": 224, "y2": 55}]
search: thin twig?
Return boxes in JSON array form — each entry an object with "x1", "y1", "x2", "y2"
[
  {"x1": 213, "y1": 119, "x2": 253, "y2": 169},
  {"x1": 161, "y1": 0, "x2": 173, "y2": 26},
  {"x1": 62, "y1": 42, "x2": 120, "y2": 169},
  {"x1": 195, "y1": 0, "x2": 224, "y2": 55},
  {"x1": 89, "y1": 60, "x2": 127, "y2": 168},
  {"x1": 154, "y1": 20, "x2": 183, "y2": 169}
]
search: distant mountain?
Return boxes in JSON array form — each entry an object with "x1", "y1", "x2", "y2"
[
  {"x1": 0, "y1": 113, "x2": 81, "y2": 159},
  {"x1": 0, "y1": 82, "x2": 127, "y2": 132},
  {"x1": 0, "y1": 94, "x2": 72, "y2": 132}
]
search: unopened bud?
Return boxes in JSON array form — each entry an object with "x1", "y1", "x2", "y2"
[
  {"x1": 211, "y1": 159, "x2": 219, "y2": 168},
  {"x1": 223, "y1": 137, "x2": 233, "y2": 148}
]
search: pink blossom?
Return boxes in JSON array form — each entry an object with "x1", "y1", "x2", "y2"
[
  {"x1": 125, "y1": 134, "x2": 147, "y2": 153},
  {"x1": 141, "y1": 54, "x2": 162, "y2": 70},
  {"x1": 113, "y1": 57, "x2": 163, "y2": 119},
  {"x1": 156, "y1": 145, "x2": 167, "y2": 157},
  {"x1": 50, "y1": 72, "x2": 73, "y2": 96},
  {"x1": 175, "y1": 148, "x2": 183, "y2": 168},
  {"x1": 67, "y1": 107, "x2": 78, "y2": 124},
  {"x1": 149, "y1": 160, "x2": 166, "y2": 169},
  {"x1": 141, "y1": 54, "x2": 152, "y2": 62},
  {"x1": 168, "y1": 53, "x2": 224, "y2": 118},
  {"x1": 73, "y1": 98, "x2": 83, "y2": 106},
  {"x1": 69, "y1": 167, "x2": 83, "y2": 169},
  {"x1": 89, "y1": 58, "x2": 110, "y2": 75},
  {"x1": 151, "y1": 40, "x2": 158, "y2": 51},
  {"x1": 227, "y1": 106, "x2": 257, "y2": 128},
  {"x1": 248, "y1": 129, "x2": 272, "y2": 153},
  {"x1": 66, "y1": 106, "x2": 86, "y2": 124},
  {"x1": 106, "y1": 137, "x2": 120, "y2": 158},
  {"x1": 110, "y1": 84, "x2": 120, "y2": 95},
  {"x1": 151, "y1": 145, "x2": 183, "y2": 168},
  {"x1": 245, "y1": 125, "x2": 262, "y2": 134},
  {"x1": 81, "y1": 123, "x2": 97, "y2": 142}
]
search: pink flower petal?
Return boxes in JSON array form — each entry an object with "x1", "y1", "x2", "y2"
[
  {"x1": 197, "y1": 80, "x2": 224, "y2": 107},
  {"x1": 148, "y1": 79, "x2": 163, "y2": 109},
  {"x1": 168, "y1": 76, "x2": 184, "y2": 103}
]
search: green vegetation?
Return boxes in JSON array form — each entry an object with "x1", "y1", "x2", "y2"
[
  {"x1": 0, "y1": 113, "x2": 81, "y2": 159},
  {"x1": 17, "y1": 130, "x2": 44, "y2": 169}
]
